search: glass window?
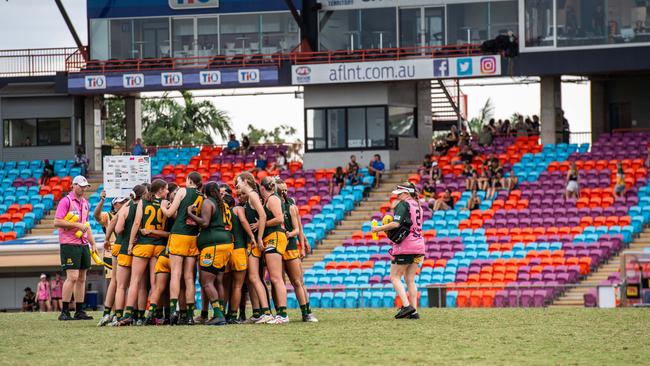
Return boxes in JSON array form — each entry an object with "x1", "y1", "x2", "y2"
[
  {"x1": 367, "y1": 107, "x2": 386, "y2": 147},
  {"x1": 319, "y1": 8, "x2": 397, "y2": 51},
  {"x1": 347, "y1": 108, "x2": 367, "y2": 148},
  {"x1": 389, "y1": 107, "x2": 416, "y2": 137},
  {"x1": 172, "y1": 18, "x2": 195, "y2": 58},
  {"x1": 90, "y1": 19, "x2": 109, "y2": 60},
  {"x1": 110, "y1": 19, "x2": 134, "y2": 59},
  {"x1": 556, "y1": 0, "x2": 648, "y2": 47},
  {"x1": 399, "y1": 8, "x2": 421, "y2": 48},
  {"x1": 220, "y1": 14, "x2": 261, "y2": 56},
  {"x1": 425, "y1": 7, "x2": 446, "y2": 46},
  {"x1": 261, "y1": 13, "x2": 300, "y2": 53},
  {"x1": 327, "y1": 109, "x2": 346, "y2": 149},
  {"x1": 306, "y1": 109, "x2": 326, "y2": 150},
  {"x1": 448, "y1": 1, "x2": 518, "y2": 45},
  {"x1": 134, "y1": 18, "x2": 171, "y2": 59},
  {"x1": 3, "y1": 118, "x2": 71, "y2": 147},
  {"x1": 197, "y1": 18, "x2": 219, "y2": 57},
  {"x1": 525, "y1": 0, "x2": 555, "y2": 47}
]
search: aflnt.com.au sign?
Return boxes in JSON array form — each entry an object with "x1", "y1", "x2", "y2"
[{"x1": 291, "y1": 56, "x2": 501, "y2": 85}]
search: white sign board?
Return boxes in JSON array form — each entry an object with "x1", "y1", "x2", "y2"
[
  {"x1": 292, "y1": 55, "x2": 501, "y2": 85},
  {"x1": 103, "y1": 155, "x2": 151, "y2": 198}
]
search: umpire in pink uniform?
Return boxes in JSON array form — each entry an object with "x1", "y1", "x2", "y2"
[{"x1": 53, "y1": 176, "x2": 97, "y2": 321}]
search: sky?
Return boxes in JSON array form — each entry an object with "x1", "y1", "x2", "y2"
[{"x1": 0, "y1": 0, "x2": 591, "y2": 143}]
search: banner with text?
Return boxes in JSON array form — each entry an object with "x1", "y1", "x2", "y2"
[
  {"x1": 292, "y1": 55, "x2": 501, "y2": 85},
  {"x1": 103, "y1": 155, "x2": 151, "y2": 198}
]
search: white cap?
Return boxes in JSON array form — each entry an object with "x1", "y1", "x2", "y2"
[
  {"x1": 431, "y1": 161, "x2": 438, "y2": 167},
  {"x1": 112, "y1": 197, "x2": 128, "y2": 206},
  {"x1": 40, "y1": 273, "x2": 46, "y2": 279},
  {"x1": 392, "y1": 185, "x2": 415, "y2": 196},
  {"x1": 72, "y1": 175, "x2": 90, "y2": 187}
]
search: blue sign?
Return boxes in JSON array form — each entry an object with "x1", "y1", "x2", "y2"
[
  {"x1": 456, "y1": 58, "x2": 473, "y2": 76},
  {"x1": 67, "y1": 67, "x2": 280, "y2": 94},
  {"x1": 433, "y1": 59, "x2": 449, "y2": 77},
  {"x1": 87, "y1": 0, "x2": 300, "y2": 18}
]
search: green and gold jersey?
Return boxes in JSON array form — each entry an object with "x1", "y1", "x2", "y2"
[
  {"x1": 283, "y1": 197, "x2": 298, "y2": 250},
  {"x1": 137, "y1": 198, "x2": 167, "y2": 246},
  {"x1": 263, "y1": 193, "x2": 286, "y2": 238},
  {"x1": 244, "y1": 201, "x2": 259, "y2": 235},
  {"x1": 197, "y1": 197, "x2": 232, "y2": 249},
  {"x1": 231, "y1": 208, "x2": 247, "y2": 250},
  {"x1": 119, "y1": 202, "x2": 138, "y2": 255},
  {"x1": 171, "y1": 187, "x2": 203, "y2": 236}
]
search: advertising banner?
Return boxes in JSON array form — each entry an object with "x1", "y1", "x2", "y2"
[
  {"x1": 291, "y1": 55, "x2": 501, "y2": 85},
  {"x1": 103, "y1": 155, "x2": 151, "y2": 198}
]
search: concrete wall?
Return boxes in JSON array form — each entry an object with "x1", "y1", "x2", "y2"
[
  {"x1": 389, "y1": 80, "x2": 432, "y2": 166},
  {"x1": 602, "y1": 76, "x2": 650, "y2": 130},
  {"x1": 303, "y1": 149, "x2": 391, "y2": 170},
  {"x1": 0, "y1": 96, "x2": 80, "y2": 162}
]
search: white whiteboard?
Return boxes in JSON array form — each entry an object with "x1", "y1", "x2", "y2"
[{"x1": 103, "y1": 155, "x2": 151, "y2": 198}]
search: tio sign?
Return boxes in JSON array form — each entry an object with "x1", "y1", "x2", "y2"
[{"x1": 238, "y1": 69, "x2": 260, "y2": 84}]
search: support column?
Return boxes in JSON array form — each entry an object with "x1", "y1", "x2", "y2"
[
  {"x1": 540, "y1": 76, "x2": 562, "y2": 145},
  {"x1": 84, "y1": 96, "x2": 103, "y2": 172},
  {"x1": 125, "y1": 95, "x2": 142, "y2": 153},
  {"x1": 590, "y1": 79, "x2": 606, "y2": 143}
]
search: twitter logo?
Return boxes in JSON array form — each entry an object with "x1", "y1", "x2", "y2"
[{"x1": 456, "y1": 58, "x2": 473, "y2": 76}]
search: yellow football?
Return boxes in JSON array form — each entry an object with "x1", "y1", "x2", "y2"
[{"x1": 382, "y1": 215, "x2": 394, "y2": 225}]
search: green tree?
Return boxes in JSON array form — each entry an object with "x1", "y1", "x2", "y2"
[
  {"x1": 244, "y1": 124, "x2": 297, "y2": 144},
  {"x1": 467, "y1": 98, "x2": 494, "y2": 136},
  {"x1": 104, "y1": 96, "x2": 126, "y2": 147},
  {"x1": 142, "y1": 91, "x2": 232, "y2": 146}
]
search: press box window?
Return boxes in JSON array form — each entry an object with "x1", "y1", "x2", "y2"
[
  {"x1": 3, "y1": 118, "x2": 71, "y2": 147},
  {"x1": 389, "y1": 107, "x2": 417, "y2": 138},
  {"x1": 305, "y1": 106, "x2": 388, "y2": 151}
]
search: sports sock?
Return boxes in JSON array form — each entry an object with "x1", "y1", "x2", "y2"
[
  {"x1": 148, "y1": 303, "x2": 157, "y2": 316},
  {"x1": 306, "y1": 302, "x2": 312, "y2": 314},
  {"x1": 261, "y1": 307, "x2": 271, "y2": 316},
  {"x1": 103, "y1": 307, "x2": 112, "y2": 316},
  {"x1": 252, "y1": 308, "x2": 261, "y2": 318},
  {"x1": 211, "y1": 300, "x2": 225, "y2": 319},
  {"x1": 186, "y1": 303, "x2": 195, "y2": 318},
  {"x1": 226, "y1": 311, "x2": 236, "y2": 320},
  {"x1": 300, "y1": 304, "x2": 309, "y2": 317},
  {"x1": 115, "y1": 309, "x2": 123, "y2": 319},
  {"x1": 155, "y1": 307, "x2": 163, "y2": 319},
  {"x1": 170, "y1": 298, "x2": 178, "y2": 312},
  {"x1": 124, "y1": 306, "x2": 134, "y2": 319},
  {"x1": 201, "y1": 310, "x2": 209, "y2": 319},
  {"x1": 75, "y1": 302, "x2": 84, "y2": 313},
  {"x1": 162, "y1": 307, "x2": 170, "y2": 319},
  {"x1": 62, "y1": 302, "x2": 69, "y2": 313},
  {"x1": 277, "y1": 306, "x2": 287, "y2": 318},
  {"x1": 138, "y1": 310, "x2": 145, "y2": 319}
]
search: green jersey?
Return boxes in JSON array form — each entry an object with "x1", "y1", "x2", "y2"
[
  {"x1": 283, "y1": 197, "x2": 298, "y2": 250},
  {"x1": 137, "y1": 198, "x2": 167, "y2": 246},
  {"x1": 197, "y1": 197, "x2": 232, "y2": 249},
  {"x1": 231, "y1": 208, "x2": 247, "y2": 250},
  {"x1": 171, "y1": 187, "x2": 203, "y2": 236},
  {"x1": 119, "y1": 202, "x2": 138, "y2": 255},
  {"x1": 244, "y1": 201, "x2": 259, "y2": 235},
  {"x1": 263, "y1": 194, "x2": 286, "y2": 238}
]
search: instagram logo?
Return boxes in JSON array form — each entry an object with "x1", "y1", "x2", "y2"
[{"x1": 480, "y1": 57, "x2": 497, "y2": 74}]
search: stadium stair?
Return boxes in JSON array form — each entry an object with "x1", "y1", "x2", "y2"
[
  {"x1": 551, "y1": 227, "x2": 650, "y2": 307},
  {"x1": 301, "y1": 162, "x2": 417, "y2": 269},
  {"x1": 25, "y1": 172, "x2": 103, "y2": 237}
]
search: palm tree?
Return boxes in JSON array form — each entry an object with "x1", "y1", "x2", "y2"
[{"x1": 467, "y1": 98, "x2": 495, "y2": 136}]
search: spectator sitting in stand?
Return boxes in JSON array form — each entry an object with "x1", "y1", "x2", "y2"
[
  {"x1": 431, "y1": 188, "x2": 454, "y2": 211},
  {"x1": 23, "y1": 136, "x2": 32, "y2": 146},
  {"x1": 347, "y1": 155, "x2": 360, "y2": 185},
  {"x1": 459, "y1": 124, "x2": 471, "y2": 145},
  {"x1": 487, "y1": 119, "x2": 498, "y2": 135},
  {"x1": 514, "y1": 115, "x2": 528, "y2": 137},
  {"x1": 22, "y1": 287, "x2": 36, "y2": 312},
  {"x1": 430, "y1": 161, "x2": 442, "y2": 184},
  {"x1": 478, "y1": 125, "x2": 494, "y2": 146},
  {"x1": 255, "y1": 152, "x2": 269, "y2": 171},
  {"x1": 531, "y1": 115, "x2": 541, "y2": 133},
  {"x1": 273, "y1": 151, "x2": 287, "y2": 171},
  {"x1": 463, "y1": 191, "x2": 481, "y2": 211},
  {"x1": 40, "y1": 159, "x2": 55, "y2": 186},
  {"x1": 419, "y1": 154, "x2": 433, "y2": 176},
  {"x1": 241, "y1": 135, "x2": 251, "y2": 155},
  {"x1": 445, "y1": 125, "x2": 459, "y2": 148},
  {"x1": 73, "y1": 146, "x2": 89, "y2": 177},
  {"x1": 368, "y1": 154, "x2": 385, "y2": 188},
  {"x1": 330, "y1": 166, "x2": 346, "y2": 195},
  {"x1": 132, "y1": 138, "x2": 145, "y2": 155},
  {"x1": 457, "y1": 143, "x2": 475, "y2": 163},
  {"x1": 499, "y1": 119, "x2": 511, "y2": 135},
  {"x1": 614, "y1": 162, "x2": 626, "y2": 197},
  {"x1": 422, "y1": 180, "x2": 436, "y2": 200},
  {"x1": 565, "y1": 161, "x2": 580, "y2": 200},
  {"x1": 462, "y1": 160, "x2": 478, "y2": 191},
  {"x1": 226, "y1": 134, "x2": 240, "y2": 154}
]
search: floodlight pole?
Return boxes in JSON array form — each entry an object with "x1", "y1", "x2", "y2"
[{"x1": 54, "y1": 0, "x2": 86, "y2": 59}]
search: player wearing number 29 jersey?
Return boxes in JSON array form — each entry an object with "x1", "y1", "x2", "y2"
[{"x1": 132, "y1": 197, "x2": 168, "y2": 258}]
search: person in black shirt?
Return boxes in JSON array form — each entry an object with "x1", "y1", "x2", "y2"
[
  {"x1": 432, "y1": 189, "x2": 454, "y2": 211},
  {"x1": 23, "y1": 287, "x2": 36, "y2": 312},
  {"x1": 462, "y1": 161, "x2": 478, "y2": 191},
  {"x1": 330, "y1": 166, "x2": 346, "y2": 195},
  {"x1": 347, "y1": 155, "x2": 360, "y2": 185},
  {"x1": 463, "y1": 191, "x2": 481, "y2": 211}
]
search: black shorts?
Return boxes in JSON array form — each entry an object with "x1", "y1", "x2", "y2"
[
  {"x1": 391, "y1": 254, "x2": 424, "y2": 265},
  {"x1": 60, "y1": 244, "x2": 91, "y2": 270}
]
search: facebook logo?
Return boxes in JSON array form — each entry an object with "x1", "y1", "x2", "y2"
[
  {"x1": 433, "y1": 59, "x2": 449, "y2": 77},
  {"x1": 456, "y1": 58, "x2": 473, "y2": 76}
]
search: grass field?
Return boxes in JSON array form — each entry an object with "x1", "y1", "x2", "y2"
[{"x1": 1, "y1": 308, "x2": 649, "y2": 365}]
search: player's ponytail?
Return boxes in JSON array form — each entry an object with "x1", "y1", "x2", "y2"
[
  {"x1": 130, "y1": 184, "x2": 147, "y2": 202},
  {"x1": 204, "y1": 181, "x2": 225, "y2": 215},
  {"x1": 144, "y1": 179, "x2": 167, "y2": 201}
]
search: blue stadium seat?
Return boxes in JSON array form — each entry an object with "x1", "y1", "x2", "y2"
[{"x1": 320, "y1": 292, "x2": 334, "y2": 308}]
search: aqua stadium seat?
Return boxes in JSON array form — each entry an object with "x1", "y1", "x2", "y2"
[{"x1": 320, "y1": 292, "x2": 334, "y2": 308}]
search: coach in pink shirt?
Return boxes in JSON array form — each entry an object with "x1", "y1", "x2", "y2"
[{"x1": 53, "y1": 175, "x2": 97, "y2": 321}]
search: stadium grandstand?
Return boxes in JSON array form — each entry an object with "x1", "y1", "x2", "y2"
[{"x1": 1, "y1": 0, "x2": 650, "y2": 364}]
